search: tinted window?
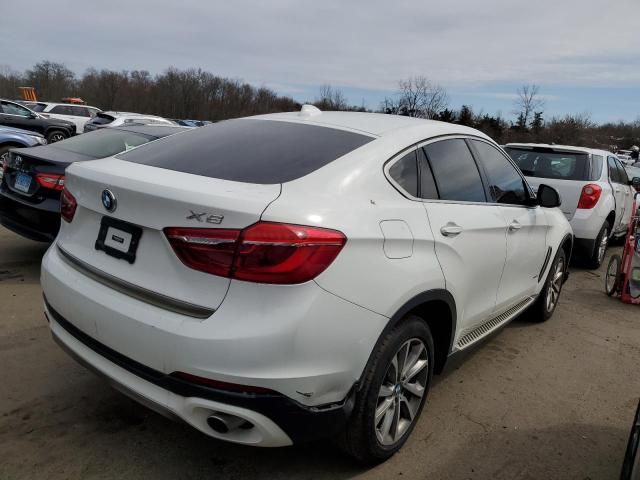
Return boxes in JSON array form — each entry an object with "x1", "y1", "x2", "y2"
[
  {"x1": 389, "y1": 150, "x2": 418, "y2": 197},
  {"x1": 1, "y1": 101, "x2": 31, "y2": 117},
  {"x1": 70, "y1": 106, "x2": 91, "y2": 117},
  {"x1": 614, "y1": 158, "x2": 629, "y2": 184},
  {"x1": 50, "y1": 105, "x2": 73, "y2": 115},
  {"x1": 506, "y1": 147, "x2": 591, "y2": 181},
  {"x1": 608, "y1": 157, "x2": 623, "y2": 183},
  {"x1": 471, "y1": 140, "x2": 527, "y2": 205},
  {"x1": 118, "y1": 119, "x2": 374, "y2": 184},
  {"x1": 424, "y1": 139, "x2": 486, "y2": 202},
  {"x1": 418, "y1": 148, "x2": 438, "y2": 199},
  {"x1": 90, "y1": 113, "x2": 115, "y2": 125},
  {"x1": 26, "y1": 103, "x2": 47, "y2": 112},
  {"x1": 51, "y1": 128, "x2": 154, "y2": 158}
]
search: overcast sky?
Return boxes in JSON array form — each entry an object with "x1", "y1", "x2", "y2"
[{"x1": 2, "y1": 0, "x2": 639, "y2": 122}]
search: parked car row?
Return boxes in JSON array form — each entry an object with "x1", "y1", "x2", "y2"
[
  {"x1": 1, "y1": 106, "x2": 637, "y2": 463},
  {"x1": 1, "y1": 99, "x2": 75, "y2": 143}
]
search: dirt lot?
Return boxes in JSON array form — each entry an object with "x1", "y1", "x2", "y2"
[{"x1": 1, "y1": 226, "x2": 639, "y2": 480}]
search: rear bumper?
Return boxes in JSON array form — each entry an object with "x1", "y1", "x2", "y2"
[
  {"x1": 46, "y1": 300, "x2": 355, "y2": 445},
  {"x1": 0, "y1": 194, "x2": 59, "y2": 242},
  {"x1": 41, "y1": 244, "x2": 387, "y2": 445}
]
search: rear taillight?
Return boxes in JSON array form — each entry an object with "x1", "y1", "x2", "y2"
[
  {"x1": 164, "y1": 228, "x2": 240, "y2": 277},
  {"x1": 165, "y1": 222, "x2": 346, "y2": 284},
  {"x1": 60, "y1": 187, "x2": 77, "y2": 223},
  {"x1": 577, "y1": 183, "x2": 602, "y2": 209},
  {"x1": 36, "y1": 173, "x2": 65, "y2": 191}
]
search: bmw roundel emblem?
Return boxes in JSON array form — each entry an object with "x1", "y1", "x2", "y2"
[{"x1": 101, "y1": 189, "x2": 117, "y2": 213}]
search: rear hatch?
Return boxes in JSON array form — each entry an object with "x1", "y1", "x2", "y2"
[
  {"x1": 58, "y1": 158, "x2": 281, "y2": 313},
  {"x1": 505, "y1": 146, "x2": 596, "y2": 220}
]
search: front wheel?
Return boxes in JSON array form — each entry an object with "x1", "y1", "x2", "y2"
[
  {"x1": 605, "y1": 254, "x2": 622, "y2": 296},
  {"x1": 340, "y1": 315, "x2": 434, "y2": 463}
]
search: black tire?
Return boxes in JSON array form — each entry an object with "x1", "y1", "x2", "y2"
[
  {"x1": 587, "y1": 221, "x2": 610, "y2": 269},
  {"x1": 339, "y1": 315, "x2": 434, "y2": 463},
  {"x1": 605, "y1": 254, "x2": 622, "y2": 296},
  {"x1": 529, "y1": 248, "x2": 567, "y2": 322},
  {"x1": 0, "y1": 145, "x2": 12, "y2": 164},
  {"x1": 46, "y1": 130, "x2": 67, "y2": 143}
]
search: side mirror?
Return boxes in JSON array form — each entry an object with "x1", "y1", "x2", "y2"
[
  {"x1": 28, "y1": 113, "x2": 37, "y2": 119},
  {"x1": 537, "y1": 184, "x2": 561, "y2": 208},
  {"x1": 631, "y1": 177, "x2": 640, "y2": 188}
]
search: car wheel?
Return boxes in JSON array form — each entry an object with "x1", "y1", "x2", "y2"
[
  {"x1": 605, "y1": 254, "x2": 622, "y2": 296},
  {"x1": 46, "y1": 130, "x2": 66, "y2": 143},
  {"x1": 0, "y1": 145, "x2": 11, "y2": 164},
  {"x1": 529, "y1": 248, "x2": 567, "y2": 322},
  {"x1": 340, "y1": 315, "x2": 434, "y2": 463},
  {"x1": 587, "y1": 222, "x2": 610, "y2": 269}
]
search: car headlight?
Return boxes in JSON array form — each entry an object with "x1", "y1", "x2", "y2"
[{"x1": 29, "y1": 135, "x2": 47, "y2": 145}]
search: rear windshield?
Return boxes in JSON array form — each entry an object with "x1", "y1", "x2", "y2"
[
  {"x1": 505, "y1": 147, "x2": 592, "y2": 181},
  {"x1": 90, "y1": 113, "x2": 115, "y2": 125},
  {"x1": 51, "y1": 128, "x2": 154, "y2": 158},
  {"x1": 116, "y1": 119, "x2": 374, "y2": 184}
]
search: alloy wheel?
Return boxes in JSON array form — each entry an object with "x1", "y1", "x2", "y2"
[
  {"x1": 545, "y1": 256, "x2": 565, "y2": 313},
  {"x1": 597, "y1": 230, "x2": 609, "y2": 265},
  {"x1": 49, "y1": 133, "x2": 65, "y2": 143},
  {"x1": 375, "y1": 338, "x2": 428, "y2": 446}
]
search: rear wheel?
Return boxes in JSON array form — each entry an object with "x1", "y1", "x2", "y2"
[
  {"x1": 587, "y1": 222, "x2": 610, "y2": 269},
  {"x1": 46, "y1": 130, "x2": 66, "y2": 143},
  {"x1": 605, "y1": 254, "x2": 622, "y2": 296},
  {"x1": 529, "y1": 248, "x2": 566, "y2": 322},
  {"x1": 340, "y1": 315, "x2": 434, "y2": 463}
]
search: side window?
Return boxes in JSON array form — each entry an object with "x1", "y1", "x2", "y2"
[
  {"x1": 417, "y1": 148, "x2": 438, "y2": 199},
  {"x1": 608, "y1": 157, "x2": 622, "y2": 183},
  {"x1": 424, "y1": 139, "x2": 486, "y2": 202},
  {"x1": 615, "y1": 158, "x2": 629, "y2": 184},
  {"x1": 50, "y1": 105, "x2": 72, "y2": 115},
  {"x1": 388, "y1": 150, "x2": 418, "y2": 197},
  {"x1": 590, "y1": 155, "x2": 604, "y2": 180},
  {"x1": 470, "y1": 140, "x2": 528, "y2": 205},
  {"x1": 1, "y1": 101, "x2": 31, "y2": 117},
  {"x1": 70, "y1": 106, "x2": 90, "y2": 117}
]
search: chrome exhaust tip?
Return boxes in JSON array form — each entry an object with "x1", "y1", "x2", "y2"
[{"x1": 206, "y1": 412, "x2": 249, "y2": 434}]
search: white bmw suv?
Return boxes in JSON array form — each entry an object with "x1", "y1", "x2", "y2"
[{"x1": 42, "y1": 107, "x2": 572, "y2": 462}]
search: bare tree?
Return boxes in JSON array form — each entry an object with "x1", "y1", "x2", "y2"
[
  {"x1": 382, "y1": 76, "x2": 449, "y2": 119},
  {"x1": 315, "y1": 84, "x2": 347, "y2": 110},
  {"x1": 513, "y1": 84, "x2": 544, "y2": 128}
]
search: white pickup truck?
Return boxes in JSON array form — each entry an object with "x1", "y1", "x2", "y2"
[{"x1": 505, "y1": 144, "x2": 639, "y2": 268}]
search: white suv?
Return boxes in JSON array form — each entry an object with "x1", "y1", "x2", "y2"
[
  {"x1": 505, "y1": 144, "x2": 636, "y2": 268},
  {"x1": 23, "y1": 102, "x2": 102, "y2": 134},
  {"x1": 42, "y1": 108, "x2": 572, "y2": 462}
]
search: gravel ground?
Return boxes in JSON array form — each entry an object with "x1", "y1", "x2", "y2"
[{"x1": 1, "y1": 226, "x2": 639, "y2": 479}]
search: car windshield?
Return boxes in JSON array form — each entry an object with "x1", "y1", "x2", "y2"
[
  {"x1": 51, "y1": 128, "x2": 154, "y2": 158},
  {"x1": 505, "y1": 147, "x2": 591, "y2": 180}
]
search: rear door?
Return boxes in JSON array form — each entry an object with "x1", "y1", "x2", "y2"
[
  {"x1": 469, "y1": 139, "x2": 548, "y2": 309},
  {"x1": 419, "y1": 138, "x2": 507, "y2": 336},
  {"x1": 608, "y1": 156, "x2": 627, "y2": 234}
]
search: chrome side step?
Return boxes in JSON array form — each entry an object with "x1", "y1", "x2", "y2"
[{"x1": 455, "y1": 297, "x2": 534, "y2": 350}]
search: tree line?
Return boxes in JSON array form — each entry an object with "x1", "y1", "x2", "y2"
[{"x1": 1, "y1": 61, "x2": 638, "y2": 150}]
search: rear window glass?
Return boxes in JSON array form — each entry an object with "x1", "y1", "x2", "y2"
[
  {"x1": 505, "y1": 147, "x2": 591, "y2": 181},
  {"x1": 117, "y1": 119, "x2": 374, "y2": 184},
  {"x1": 51, "y1": 129, "x2": 153, "y2": 158},
  {"x1": 91, "y1": 113, "x2": 115, "y2": 125}
]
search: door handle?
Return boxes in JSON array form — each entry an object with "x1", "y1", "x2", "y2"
[
  {"x1": 508, "y1": 220, "x2": 522, "y2": 232},
  {"x1": 440, "y1": 223, "x2": 463, "y2": 237}
]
